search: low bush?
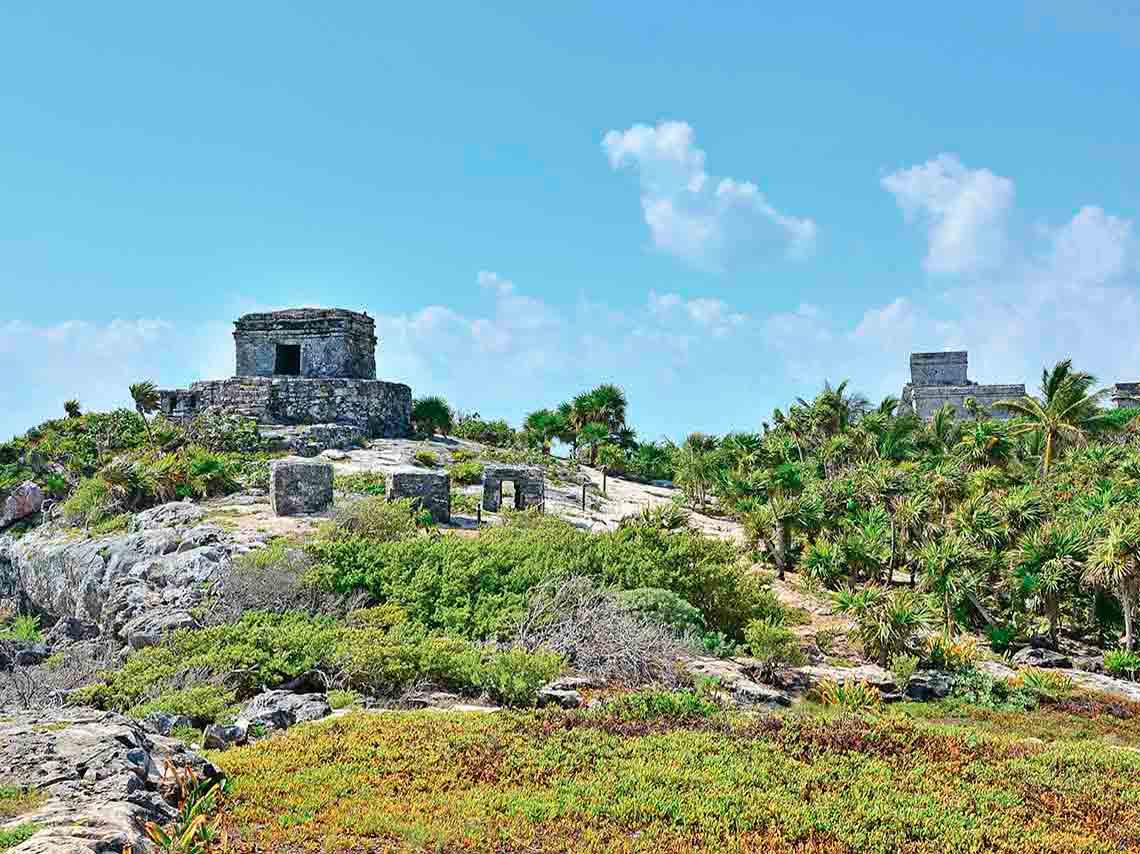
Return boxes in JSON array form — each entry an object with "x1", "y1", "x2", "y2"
[
  {"x1": 1105, "y1": 649, "x2": 1140, "y2": 681},
  {"x1": 617, "y1": 588, "x2": 706, "y2": 635},
  {"x1": 451, "y1": 448, "x2": 478, "y2": 463},
  {"x1": 812, "y1": 678, "x2": 882, "y2": 712},
  {"x1": 74, "y1": 611, "x2": 564, "y2": 719},
  {"x1": 1016, "y1": 667, "x2": 1075, "y2": 700},
  {"x1": 927, "y1": 632, "x2": 980, "y2": 673},
  {"x1": 515, "y1": 577, "x2": 689, "y2": 687},
  {"x1": 334, "y1": 472, "x2": 386, "y2": 496},
  {"x1": 321, "y1": 496, "x2": 419, "y2": 542},
  {"x1": 184, "y1": 410, "x2": 264, "y2": 454},
  {"x1": 448, "y1": 460, "x2": 484, "y2": 485},
  {"x1": 307, "y1": 514, "x2": 766, "y2": 640},
  {"x1": 591, "y1": 686, "x2": 720, "y2": 723},
  {"x1": 451, "y1": 490, "x2": 479, "y2": 514},
  {"x1": 890, "y1": 654, "x2": 920, "y2": 691},
  {"x1": 0, "y1": 615, "x2": 42, "y2": 643},
  {"x1": 743, "y1": 619, "x2": 806, "y2": 680},
  {"x1": 413, "y1": 449, "x2": 439, "y2": 467},
  {"x1": 452, "y1": 417, "x2": 516, "y2": 447}
]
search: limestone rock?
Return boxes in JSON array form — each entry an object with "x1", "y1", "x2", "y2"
[
  {"x1": 0, "y1": 481, "x2": 43, "y2": 529},
  {"x1": 731, "y1": 679, "x2": 792, "y2": 708},
  {"x1": 388, "y1": 467, "x2": 450, "y2": 523},
  {"x1": 1011, "y1": 646, "x2": 1072, "y2": 668},
  {"x1": 238, "y1": 689, "x2": 331, "y2": 733},
  {"x1": 129, "y1": 501, "x2": 205, "y2": 533},
  {"x1": 0, "y1": 708, "x2": 218, "y2": 854},
  {"x1": 270, "y1": 458, "x2": 334, "y2": 516},
  {"x1": 788, "y1": 664, "x2": 897, "y2": 694},
  {"x1": 904, "y1": 670, "x2": 953, "y2": 701},
  {"x1": 203, "y1": 722, "x2": 248, "y2": 750},
  {"x1": 43, "y1": 616, "x2": 100, "y2": 648},
  {"x1": 537, "y1": 688, "x2": 583, "y2": 709},
  {"x1": 141, "y1": 712, "x2": 193, "y2": 737}
]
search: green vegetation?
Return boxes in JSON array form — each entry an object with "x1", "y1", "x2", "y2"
[
  {"x1": 0, "y1": 614, "x2": 42, "y2": 642},
  {"x1": 334, "y1": 471, "x2": 387, "y2": 495},
  {"x1": 411, "y1": 396, "x2": 454, "y2": 437},
  {"x1": 74, "y1": 610, "x2": 565, "y2": 721},
  {"x1": 412, "y1": 448, "x2": 439, "y2": 467},
  {"x1": 212, "y1": 699, "x2": 1140, "y2": 854},
  {"x1": 0, "y1": 824, "x2": 39, "y2": 851},
  {"x1": 448, "y1": 459, "x2": 484, "y2": 484},
  {"x1": 306, "y1": 512, "x2": 768, "y2": 640}
]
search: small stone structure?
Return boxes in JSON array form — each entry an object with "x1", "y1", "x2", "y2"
[
  {"x1": 1111, "y1": 382, "x2": 1140, "y2": 409},
  {"x1": 158, "y1": 308, "x2": 411, "y2": 441},
  {"x1": 482, "y1": 464, "x2": 544, "y2": 512},
  {"x1": 270, "y1": 458, "x2": 334, "y2": 516},
  {"x1": 899, "y1": 351, "x2": 1025, "y2": 420},
  {"x1": 388, "y1": 467, "x2": 450, "y2": 523}
]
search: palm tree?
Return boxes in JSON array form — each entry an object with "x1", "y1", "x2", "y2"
[
  {"x1": 917, "y1": 535, "x2": 984, "y2": 634},
  {"x1": 129, "y1": 381, "x2": 160, "y2": 444},
  {"x1": 576, "y1": 421, "x2": 608, "y2": 465},
  {"x1": 833, "y1": 585, "x2": 933, "y2": 667},
  {"x1": 997, "y1": 360, "x2": 1112, "y2": 476},
  {"x1": 411, "y1": 396, "x2": 454, "y2": 437},
  {"x1": 63, "y1": 399, "x2": 82, "y2": 419},
  {"x1": 1086, "y1": 512, "x2": 1140, "y2": 651},
  {"x1": 596, "y1": 443, "x2": 625, "y2": 494},
  {"x1": 590, "y1": 383, "x2": 628, "y2": 433},
  {"x1": 523, "y1": 408, "x2": 565, "y2": 453},
  {"x1": 1012, "y1": 523, "x2": 1086, "y2": 649},
  {"x1": 894, "y1": 491, "x2": 935, "y2": 587}
]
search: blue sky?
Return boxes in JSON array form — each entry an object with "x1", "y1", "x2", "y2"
[{"x1": 2, "y1": 1, "x2": 1138, "y2": 442}]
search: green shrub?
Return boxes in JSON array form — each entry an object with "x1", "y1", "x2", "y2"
[
  {"x1": 617, "y1": 588, "x2": 706, "y2": 635},
  {"x1": 927, "y1": 633, "x2": 980, "y2": 673},
  {"x1": 479, "y1": 648, "x2": 562, "y2": 707},
  {"x1": 184, "y1": 410, "x2": 264, "y2": 453},
  {"x1": 451, "y1": 448, "x2": 478, "y2": 463},
  {"x1": 593, "y1": 687, "x2": 720, "y2": 722},
  {"x1": 985, "y1": 623, "x2": 1017, "y2": 653},
  {"x1": 451, "y1": 490, "x2": 479, "y2": 514},
  {"x1": 327, "y1": 689, "x2": 359, "y2": 710},
  {"x1": 89, "y1": 513, "x2": 130, "y2": 536},
  {"x1": 452, "y1": 417, "x2": 515, "y2": 447},
  {"x1": 890, "y1": 654, "x2": 919, "y2": 690},
  {"x1": 812, "y1": 678, "x2": 881, "y2": 712},
  {"x1": 743, "y1": 618, "x2": 806, "y2": 680},
  {"x1": 813, "y1": 626, "x2": 843, "y2": 656},
  {"x1": 1105, "y1": 649, "x2": 1140, "y2": 681},
  {"x1": 413, "y1": 449, "x2": 440, "y2": 467},
  {"x1": 411, "y1": 397, "x2": 454, "y2": 437},
  {"x1": 308, "y1": 514, "x2": 765, "y2": 640},
  {"x1": 335, "y1": 472, "x2": 387, "y2": 496},
  {"x1": 448, "y1": 460, "x2": 484, "y2": 485},
  {"x1": 0, "y1": 823, "x2": 40, "y2": 850},
  {"x1": 0, "y1": 614, "x2": 42, "y2": 642},
  {"x1": 322, "y1": 496, "x2": 419, "y2": 542},
  {"x1": 129, "y1": 685, "x2": 238, "y2": 724},
  {"x1": 1016, "y1": 667, "x2": 1075, "y2": 699},
  {"x1": 61, "y1": 476, "x2": 112, "y2": 527}
]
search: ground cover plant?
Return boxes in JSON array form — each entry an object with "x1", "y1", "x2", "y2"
[{"x1": 211, "y1": 697, "x2": 1140, "y2": 854}]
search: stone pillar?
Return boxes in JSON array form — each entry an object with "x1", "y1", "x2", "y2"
[
  {"x1": 388, "y1": 467, "x2": 451, "y2": 524},
  {"x1": 269, "y1": 458, "x2": 334, "y2": 516}
]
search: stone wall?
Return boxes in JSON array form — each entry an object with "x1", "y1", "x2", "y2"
[
  {"x1": 161, "y1": 377, "x2": 411, "y2": 438},
  {"x1": 388, "y1": 468, "x2": 450, "y2": 523},
  {"x1": 1112, "y1": 382, "x2": 1140, "y2": 408},
  {"x1": 234, "y1": 308, "x2": 377, "y2": 380},
  {"x1": 900, "y1": 383, "x2": 1026, "y2": 420},
  {"x1": 910, "y1": 351, "x2": 968, "y2": 386},
  {"x1": 482, "y1": 464, "x2": 544, "y2": 512}
]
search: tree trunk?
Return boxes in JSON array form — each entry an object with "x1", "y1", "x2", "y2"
[
  {"x1": 1124, "y1": 597, "x2": 1135, "y2": 652},
  {"x1": 1043, "y1": 430, "x2": 1054, "y2": 476},
  {"x1": 602, "y1": 469, "x2": 607, "y2": 495},
  {"x1": 777, "y1": 521, "x2": 791, "y2": 580}
]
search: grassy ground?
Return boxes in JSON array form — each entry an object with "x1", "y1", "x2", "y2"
[{"x1": 212, "y1": 697, "x2": 1140, "y2": 854}]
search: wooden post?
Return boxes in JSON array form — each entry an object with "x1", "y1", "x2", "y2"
[
  {"x1": 581, "y1": 482, "x2": 587, "y2": 511},
  {"x1": 477, "y1": 503, "x2": 482, "y2": 524}
]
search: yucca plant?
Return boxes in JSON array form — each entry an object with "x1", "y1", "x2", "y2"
[
  {"x1": 833, "y1": 585, "x2": 933, "y2": 667},
  {"x1": 812, "y1": 678, "x2": 882, "y2": 713}
]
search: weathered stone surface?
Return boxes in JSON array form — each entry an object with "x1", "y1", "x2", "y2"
[
  {"x1": 0, "y1": 508, "x2": 230, "y2": 643},
  {"x1": 731, "y1": 679, "x2": 792, "y2": 708},
  {"x1": 234, "y1": 308, "x2": 377, "y2": 380},
  {"x1": 544, "y1": 675, "x2": 603, "y2": 692},
  {"x1": 141, "y1": 712, "x2": 193, "y2": 737},
  {"x1": 537, "y1": 688, "x2": 583, "y2": 709},
  {"x1": 263, "y1": 423, "x2": 367, "y2": 457},
  {"x1": 899, "y1": 351, "x2": 1025, "y2": 420},
  {"x1": 388, "y1": 467, "x2": 450, "y2": 523},
  {"x1": 270, "y1": 458, "x2": 334, "y2": 516},
  {"x1": 43, "y1": 616, "x2": 100, "y2": 648},
  {"x1": 238, "y1": 690, "x2": 331, "y2": 733},
  {"x1": 1011, "y1": 646, "x2": 1072, "y2": 669},
  {"x1": 904, "y1": 670, "x2": 954, "y2": 701},
  {"x1": 788, "y1": 664, "x2": 897, "y2": 694},
  {"x1": 203, "y1": 722, "x2": 248, "y2": 750},
  {"x1": 482, "y1": 464, "x2": 544, "y2": 512},
  {"x1": 0, "y1": 481, "x2": 43, "y2": 529},
  {"x1": 0, "y1": 708, "x2": 218, "y2": 854}
]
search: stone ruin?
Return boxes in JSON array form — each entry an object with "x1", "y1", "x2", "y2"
[
  {"x1": 482, "y1": 464, "x2": 544, "y2": 512},
  {"x1": 1111, "y1": 382, "x2": 1140, "y2": 409},
  {"x1": 899, "y1": 351, "x2": 1025, "y2": 420},
  {"x1": 388, "y1": 467, "x2": 451, "y2": 524},
  {"x1": 157, "y1": 308, "x2": 412, "y2": 448}
]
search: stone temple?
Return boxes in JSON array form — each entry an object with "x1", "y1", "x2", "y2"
[
  {"x1": 899, "y1": 351, "x2": 1025, "y2": 420},
  {"x1": 158, "y1": 308, "x2": 411, "y2": 442}
]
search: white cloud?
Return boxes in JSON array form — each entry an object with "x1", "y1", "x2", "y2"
[
  {"x1": 882, "y1": 153, "x2": 1014, "y2": 274},
  {"x1": 647, "y1": 289, "x2": 747, "y2": 337},
  {"x1": 0, "y1": 318, "x2": 179, "y2": 439},
  {"x1": 603, "y1": 120, "x2": 817, "y2": 268}
]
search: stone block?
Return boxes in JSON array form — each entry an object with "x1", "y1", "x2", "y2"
[
  {"x1": 482, "y1": 464, "x2": 544, "y2": 512},
  {"x1": 388, "y1": 466, "x2": 450, "y2": 523},
  {"x1": 270, "y1": 458, "x2": 334, "y2": 516}
]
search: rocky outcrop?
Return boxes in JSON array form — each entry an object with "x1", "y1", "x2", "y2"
[
  {"x1": 0, "y1": 708, "x2": 218, "y2": 854},
  {"x1": 1, "y1": 482, "x2": 44, "y2": 530},
  {"x1": 0, "y1": 502, "x2": 231, "y2": 647},
  {"x1": 238, "y1": 689, "x2": 331, "y2": 732},
  {"x1": 1011, "y1": 646, "x2": 1072, "y2": 669}
]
